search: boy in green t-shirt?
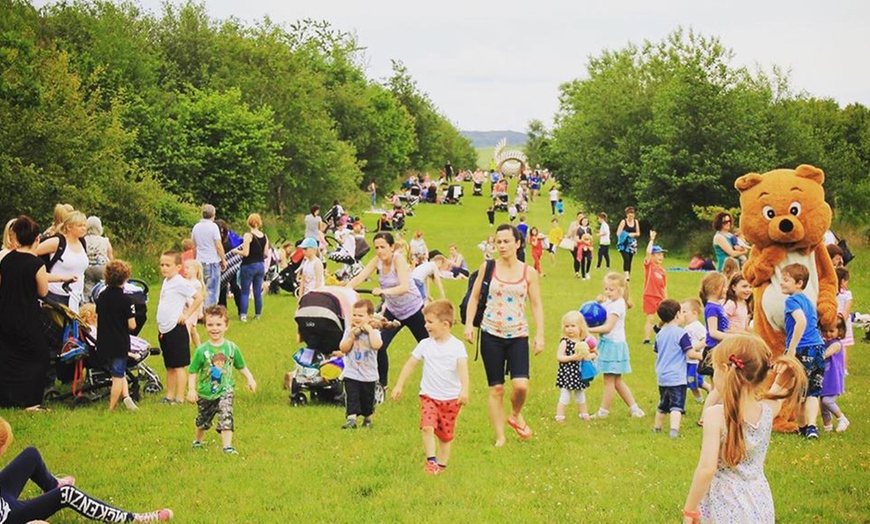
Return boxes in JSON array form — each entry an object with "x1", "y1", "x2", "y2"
[{"x1": 187, "y1": 305, "x2": 256, "y2": 454}]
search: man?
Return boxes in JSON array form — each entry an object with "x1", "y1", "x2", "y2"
[
  {"x1": 444, "y1": 161, "x2": 453, "y2": 183},
  {"x1": 191, "y1": 204, "x2": 227, "y2": 307}
]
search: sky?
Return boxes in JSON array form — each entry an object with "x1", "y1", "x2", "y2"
[{"x1": 33, "y1": 0, "x2": 870, "y2": 131}]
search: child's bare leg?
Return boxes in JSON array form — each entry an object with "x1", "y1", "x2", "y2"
[
  {"x1": 613, "y1": 376, "x2": 637, "y2": 408},
  {"x1": 644, "y1": 314, "x2": 656, "y2": 342},
  {"x1": 174, "y1": 368, "x2": 187, "y2": 402},
  {"x1": 188, "y1": 322, "x2": 200, "y2": 348},
  {"x1": 436, "y1": 438, "x2": 452, "y2": 466},
  {"x1": 164, "y1": 369, "x2": 176, "y2": 400},
  {"x1": 654, "y1": 411, "x2": 665, "y2": 430},
  {"x1": 599, "y1": 374, "x2": 616, "y2": 412},
  {"x1": 221, "y1": 430, "x2": 233, "y2": 449},
  {"x1": 487, "y1": 385, "x2": 506, "y2": 446},
  {"x1": 195, "y1": 427, "x2": 206, "y2": 442},
  {"x1": 804, "y1": 397, "x2": 820, "y2": 427},
  {"x1": 555, "y1": 402, "x2": 567, "y2": 421},
  {"x1": 109, "y1": 377, "x2": 124, "y2": 410},
  {"x1": 669, "y1": 411, "x2": 682, "y2": 433},
  {"x1": 421, "y1": 426, "x2": 436, "y2": 458}
]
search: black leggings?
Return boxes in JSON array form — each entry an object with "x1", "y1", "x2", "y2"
[
  {"x1": 573, "y1": 247, "x2": 581, "y2": 273},
  {"x1": 580, "y1": 251, "x2": 592, "y2": 278},
  {"x1": 597, "y1": 245, "x2": 610, "y2": 268},
  {"x1": 0, "y1": 447, "x2": 136, "y2": 523},
  {"x1": 379, "y1": 308, "x2": 428, "y2": 387},
  {"x1": 621, "y1": 251, "x2": 634, "y2": 274}
]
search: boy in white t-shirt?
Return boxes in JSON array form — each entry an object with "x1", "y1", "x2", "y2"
[
  {"x1": 681, "y1": 298, "x2": 710, "y2": 403},
  {"x1": 392, "y1": 300, "x2": 469, "y2": 475}
]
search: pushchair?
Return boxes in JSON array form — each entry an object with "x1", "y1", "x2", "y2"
[
  {"x1": 472, "y1": 180, "x2": 483, "y2": 196},
  {"x1": 443, "y1": 184, "x2": 463, "y2": 204},
  {"x1": 289, "y1": 286, "x2": 358, "y2": 406},
  {"x1": 326, "y1": 234, "x2": 370, "y2": 282},
  {"x1": 90, "y1": 279, "x2": 149, "y2": 336},
  {"x1": 493, "y1": 193, "x2": 509, "y2": 212},
  {"x1": 272, "y1": 241, "x2": 306, "y2": 296}
]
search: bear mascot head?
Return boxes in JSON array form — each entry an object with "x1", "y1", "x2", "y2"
[{"x1": 734, "y1": 164, "x2": 839, "y2": 432}]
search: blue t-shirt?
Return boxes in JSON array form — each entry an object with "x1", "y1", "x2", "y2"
[
  {"x1": 517, "y1": 223, "x2": 529, "y2": 239},
  {"x1": 704, "y1": 302, "x2": 729, "y2": 348},
  {"x1": 784, "y1": 292, "x2": 825, "y2": 349},
  {"x1": 654, "y1": 324, "x2": 693, "y2": 386}
]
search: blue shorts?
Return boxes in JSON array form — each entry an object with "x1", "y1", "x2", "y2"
[
  {"x1": 657, "y1": 385, "x2": 687, "y2": 414},
  {"x1": 686, "y1": 363, "x2": 704, "y2": 391},
  {"x1": 797, "y1": 344, "x2": 825, "y2": 398},
  {"x1": 108, "y1": 357, "x2": 127, "y2": 379}
]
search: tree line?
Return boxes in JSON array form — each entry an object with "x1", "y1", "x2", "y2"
[
  {"x1": 0, "y1": 0, "x2": 476, "y2": 247},
  {"x1": 527, "y1": 28, "x2": 870, "y2": 238}
]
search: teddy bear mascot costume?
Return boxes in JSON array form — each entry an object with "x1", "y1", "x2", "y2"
[{"x1": 734, "y1": 164, "x2": 839, "y2": 432}]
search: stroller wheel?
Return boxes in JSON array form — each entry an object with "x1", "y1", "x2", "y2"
[
  {"x1": 290, "y1": 392, "x2": 308, "y2": 406},
  {"x1": 144, "y1": 381, "x2": 162, "y2": 395},
  {"x1": 374, "y1": 384, "x2": 385, "y2": 405}
]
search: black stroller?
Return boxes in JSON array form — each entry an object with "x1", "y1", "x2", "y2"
[
  {"x1": 493, "y1": 193, "x2": 509, "y2": 212},
  {"x1": 272, "y1": 241, "x2": 306, "y2": 296},
  {"x1": 473, "y1": 180, "x2": 483, "y2": 196},
  {"x1": 326, "y1": 234, "x2": 370, "y2": 282},
  {"x1": 443, "y1": 184, "x2": 463, "y2": 204}
]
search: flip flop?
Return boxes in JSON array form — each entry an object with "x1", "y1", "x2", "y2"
[{"x1": 507, "y1": 417, "x2": 533, "y2": 440}]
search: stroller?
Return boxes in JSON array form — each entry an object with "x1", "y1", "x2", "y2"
[
  {"x1": 493, "y1": 193, "x2": 509, "y2": 212},
  {"x1": 472, "y1": 180, "x2": 483, "y2": 196},
  {"x1": 443, "y1": 184, "x2": 463, "y2": 204},
  {"x1": 272, "y1": 241, "x2": 306, "y2": 296},
  {"x1": 289, "y1": 286, "x2": 359, "y2": 406},
  {"x1": 326, "y1": 234, "x2": 370, "y2": 282}
]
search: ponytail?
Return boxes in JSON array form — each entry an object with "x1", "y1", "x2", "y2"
[{"x1": 721, "y1": 366, "x2": 748, "y2": 467}]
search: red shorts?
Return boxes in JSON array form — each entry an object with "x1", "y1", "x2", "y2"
[
  {"x1": 420, "y1": 395, "x2": 462, "y2": 442},
  {"x1": 643, "y1": 294, "x2": 664, "y2": 315}
]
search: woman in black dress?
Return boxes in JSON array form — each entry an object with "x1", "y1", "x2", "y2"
[{"x1": 0, "y1": 216, "x2": 73, "y2": 411}]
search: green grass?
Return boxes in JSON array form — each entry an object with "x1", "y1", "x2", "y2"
[
  {"x1": 476, "y1": 146, "x2": 495, "y2": 169},
  {"x1": 3, "y1": 183, "x2": 870, "y2": 523}
]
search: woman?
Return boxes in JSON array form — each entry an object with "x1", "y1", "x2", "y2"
[
  {"x1": 0, "y1": 417, "x2": 173, "y2": 522},
  {"x1": 230, "y1": 213, "x2": 269, "y2": 322},
  {"x1": 216, "y1": 219, "x2": 241, "y2": 314},
  {"x1": 712, "y1": 212, "x2": 746, "y2": 272},
  {"x1": 616, "y1": 206, "x2": 641, "y2": 280},
  {"x1": 36, "y1": 211, "x2": 89, "y2": 313},
  {"x1": 447, "y1": 244, "x2": 469, "y2": 278},
  {"x1": 368, "y1": 180, "x2": 377, "y2": 209},
  {"x1": 463, "y1": 224, "x2": 545, "y2": 447},
  {"x1": 346, "y1": 232, "x2": 427, "y2": 390},
  {"x1": 0, "y1": 216, "x2": 72, "y2": 411},
  {"x1": 573, "y1": 216, "x2": 592, "y2": 278},
  {"x1": 0, "y1": 218, "x2": 18, "y2": 264},
  {"x1": 83, "y1": 216, "x2": 114, "y2": 304}
]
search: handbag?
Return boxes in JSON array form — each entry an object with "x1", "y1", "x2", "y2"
[
  {"x1": 558, "y1": 238, "x2": 574, "y2": 250},
  {"x1": 580, "y1": 359, "x2": 598, "y2": 381}
]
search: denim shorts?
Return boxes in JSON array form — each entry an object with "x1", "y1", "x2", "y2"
[
  {"x1": 657, "y1": 385, "x2": 687, "y2": 414},
  {"x1": 108, "y1": 357, "x2": 127, "y2": 379}
]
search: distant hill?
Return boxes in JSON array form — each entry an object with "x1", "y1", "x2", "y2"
[{"x1": 461, "y1": 130, "x2": 527, "y2": 148}]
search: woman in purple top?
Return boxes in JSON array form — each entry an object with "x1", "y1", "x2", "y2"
[{"x1": 347, "y1": 232, "x2": 426, "y2": 389}]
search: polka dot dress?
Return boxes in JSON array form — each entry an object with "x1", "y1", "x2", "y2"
[{"x1": 555, "y1": 338, "x2": 589, "y2": 390}]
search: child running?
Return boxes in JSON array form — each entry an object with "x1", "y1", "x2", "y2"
[
  {"x1": 392, "y1": 300, "x2": 469, "y2": 475},
  {"x1": 652, "y1": 299, "x2": 702, "y2": 438},
  {"x1": 588, "y1": 272, "x2": 645, "y2": 418},
  {"x1": 682, "y1": 335, "x2": 806, "y2": 523},
  {"x1": 820, "y1": 315, "x2": 849, "y2": 433},
  {"x1": 183, "y1": 259, "x2": 205, "y2": 348},
  {"x1": 547, "y1": 218, "x2": 563, "y2": 263},
  {"x1": 681, "y1": 298, "x2": 711, "y2": 404},
  {"x1": 554, "y1": 311, "x2": 597, "y2": 422},
  {"x1": 96, "y1": 260, "x2": 138, "y2": 411},
  {"x1": 337, "y1": 299, "x2": 383, "y2": 429},
  {"x1": 642, "y1": 230, "x2": 667, "y2": 345},
  {"x1": 697, "y1": 272, "x2": 733, "y2": 421},
  {"x1": 187, "y1": 305, "x2": 256, "y2": 454},
  {"x1": 529, "y1": 227, "x2": 544, "y2": 276}
]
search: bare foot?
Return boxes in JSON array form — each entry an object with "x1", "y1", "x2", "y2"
[
  {"x1": 57, "y1": 475, "x2": 75, "y2": 487},
  {"x1": 494, "y1": 438, "x2": 506, "y2": 447}
]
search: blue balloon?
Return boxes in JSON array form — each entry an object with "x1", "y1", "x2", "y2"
[{"x1": 580, "y1": 301, "x2": 608, "y2": 327}]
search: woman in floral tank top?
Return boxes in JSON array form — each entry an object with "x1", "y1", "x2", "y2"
[{"x1": 464, "y1": 224, "x2": 544, "y2": 447}]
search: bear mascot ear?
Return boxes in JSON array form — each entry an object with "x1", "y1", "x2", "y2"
[
  {"x1": 734, "y1": 172, "x2": 763, "y2": 192},
  {"x1": 794, "y1": 164, "x2": 825, "y2": 185}
]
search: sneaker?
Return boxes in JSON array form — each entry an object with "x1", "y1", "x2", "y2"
[
  {"x1": 192, "y1": 440, "x2": 203, "y2": 449},
  {"x1": 652, "y1": 427, "x2": 662, "y2": 433},
  {"x1": 554, "y1": 415, "x2": 566, "y2": 423},
  {"x1": 642, "y1": 340, "x2": 651, "y2": 345},
  {"x1": 133, "y1": 509, "x2": 173, "y2": 522},
  {"x1": 123, "y1": 397, "x2": 139, "y2": 410},
  {"x1": 836, "y1": 416, "x2": 850, "y2": 433},
  {"x1": 424, "y1": 461, "x2": 441, "y2": 475},
  {"x1": 592, "y1": 408, "x2": 609, "y2": 419},
  {"x1": 669, "y1": 429, "x2": 679, "y2": 439},
  {"x1": 254, "y1": 315, "x2": 261, "y2": 321},
  {"x1": 362, "y1": 418, "x2": 373, "y2": 428},
  {"x1": 240, "y1": 315, "x2": 248, "y2": 323},
  {"x1": 159, "y1": 397, "x2": 172, "y2": 405},
  {"x1": 222, "y1": 446, "x2": 238, "y2": 454},
  {"x1": 823, "y1": 424, "x2": 833, "y2": 432},
  {"x1": 805, "y1": 426, "x2": 819, "y2": 440},
  {"x1": 630, "y1": 407, "x2": 646, "y2": 418},
  {"x1": 341, "y1": 419, "x2": 358, "y2": 430},
  {"x1": 578, "y1": 413, "x2": 591, "y2": 421}
]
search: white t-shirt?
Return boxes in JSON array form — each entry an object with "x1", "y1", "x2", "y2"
[
  {"x1": 191, "y1": 219, "x2": 221, "y2": 264},
  {"x1": 47, "y1": 241, "x2": 89, "y2": 313},
  {"x1": 300, "y1": 258, "x2": 321, "y2": 295},
  {"x1": 549, "y1": 188, "x2": 559, "y2": 202},
  {"x1": 411, "y1": 260, "x2": 437, "y2": 282},
  {"x1": 599, "y1": 222, "x2": 611, "y2": 246},
  {"x1": 304, "y1": 214, "x2": 322, "y2": 240},
  {"x1": 684, "y1": 319, "x2": 706, "y2": 365},
  {"x1": 343, "y1": 332, "x2": 379, "y2": 382},
  {"x1": 410, "y1": 238, "x2": 428, "y2": 257},
  {"x1": 601, "y1": 298, "x2": 627, "y2": 343},
  {"x1": 411, "y1": 336, "x2": 468, "y2": 400},
  {"x1": 156, "y1": 274, "x2": 195, "y2": 334}
]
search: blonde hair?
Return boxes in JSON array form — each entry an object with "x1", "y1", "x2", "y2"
[
  {"x1": 561, "y1": 310, "x2": 589, "y2": 339},
  {"x1": 713, "y1": 336, "x2": 806, "y2": 467},
  {"x1": 2, "y1": 218, "x2": 16, "y2": 250},
  {"x1": 61, "y1": 211, "x2": 87, "y2": 235},
  {"x1": 603, "y1": 272, "x2": 633, "y2": 309},
  {"x1": 185, "y1": 259, "x2": 205, "y2": 288},
  {"x1": 50, "y1": 203, "x2": 74, "y2": 234},
  {"x1": 681, "y1": 297, "x2": 703, "y2": 317},
  {"x1": 699, "y1": 272, "x2": 727, "y2": 305},
  {"x1": 722, "y1": 258, "x2": 739, "y2": 281},
  {"x1": 79, "y1": 303, "x2": 97, "y2": 326},
  {"x1": 423, "y1": 299, "x2": 455, "y2": 326},
  {"x1": 0, "y1": 417, "x2": 12, "y2": 454},
  {"x1": 247, "y1": 213, "x2": 262, "y2": 229}
]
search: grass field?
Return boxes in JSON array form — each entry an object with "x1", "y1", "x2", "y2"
[{"x1": 3, "y1": 181, "x2": 869, "y2": 523}]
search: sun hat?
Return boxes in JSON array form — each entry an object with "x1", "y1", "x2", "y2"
[
  {"x1": 299, "y1": 237, "x2": 319, "y2": 249},
  {"x1": 650, "y1": 245, "x2": 667, "y2": 254}
]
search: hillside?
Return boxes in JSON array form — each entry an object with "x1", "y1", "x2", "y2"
[{"x1": 461, "y1": 130, "x2": 527, "y2": 148}]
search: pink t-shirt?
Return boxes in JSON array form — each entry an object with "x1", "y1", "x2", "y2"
[{"x1": 724, "y1": 300, "x2": 749, "y2": 332}]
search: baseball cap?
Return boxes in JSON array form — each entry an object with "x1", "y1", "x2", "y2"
[
  {"x1": 299, "y1": 237, "x2": 319, "y2": 249},
  {"x1": 650, "y1": 245, "x2": 667, "y2": 254}
]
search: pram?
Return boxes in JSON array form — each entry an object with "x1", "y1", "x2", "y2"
[
  {"x1": 472, "y1": 180, "x2": 483, "y2": 196},
  {"x1": 289, "y1": 286, "x2": 358, "y2": 406},
  {"x1": 272, "y1": 241, "x2": 306, "y2": 296},
  {"x1": 493, "y1": 193, "x2": 509, "y2": 212},
  {"x1": 326, "y1": 234, "x2": 370, "y2": 282},
  {"x1": 443, "y1": 184, "x2": 463, "y2": 204},
  {"x1": 90, "y1": 279, "x2": 149, "y2": 335}
]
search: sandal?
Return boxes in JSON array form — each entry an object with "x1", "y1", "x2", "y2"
[{"x1": 507, "y1": 417, "x2": 534, "y2": 440}]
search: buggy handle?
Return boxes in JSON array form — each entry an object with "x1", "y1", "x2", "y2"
[{"x1": 127, "y1": 278, "x2": 149, "y2": 295}]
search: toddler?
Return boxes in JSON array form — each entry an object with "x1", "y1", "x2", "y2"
[
  {"x1": 652, "y1": 299, "x2": 702, "y2": 438},
  {"x1": 183, "y1": 259, "x2": 205, "y2": 348},
  {"x1": 820, "y1": 315, "x2": 849, "y2": 432},
  {"x1": 554, "y1": 311, "x2": 597, "y2": 422},
  {"x1": 681, "y1": 298, "x2": 710, "y2": 403},
  {"x1": 337, "y1": 299, "x2": 383, "y2": 429}
]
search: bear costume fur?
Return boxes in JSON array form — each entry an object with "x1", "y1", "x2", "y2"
[{"x1": 735, "y1": 164, "x2": 839, "y2": 433}]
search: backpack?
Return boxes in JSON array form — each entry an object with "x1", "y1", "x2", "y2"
[
  {"x1": 459, "y1": 260, "x2": 496, "y2": 328},
  {"x1": 41, "y1": 234, "x2": 87, "y2": 273}
]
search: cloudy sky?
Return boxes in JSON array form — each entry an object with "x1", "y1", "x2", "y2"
[{"x1": 34, "y1": 0, "x2": 870, "y2": 131}]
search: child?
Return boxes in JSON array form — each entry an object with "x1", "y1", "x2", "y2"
[
  {"x1": 507, "y1": 203, "x2": 518, "y2": 223},
  {"x1": 723, "y1": 272, "x2": 753, "y2": 333},
  {"x1": 96, "y1": 259, "x2": 138, "y2": 411},
  {"x1": 183, "y1": 259, "x2": 205, "y2": 347},
  {"x1": 835, "y1": 267, "x2": 853, "y2": 373},
  {"x1": 529, "y1": 227, "x2": 544, "y2": 276},
  {"x1": 681, "y1": 336, "x2": 806, "y2": 523},
  {"x1": 588, "y1": 272, "x2": 645, "y2": 418},
  {"x1": 516, "y1": 216, "x2": 529, "y2": 241},
  {"x1": 547, "y1": 218, "x2": 563, "y2": 263},
  {"x1": 180, "y1": 238, "x2": 194, "y2": 278},
  {"x1": 820, "y1": 315, "x2": 849, "y2": 433},
  {"x1": 337, "y1": 299, "x2": 383, "y2": 429},
  {"x1": 486, "y1": 205, "x2": 495, "y2": 227},
  {"x1": 298, "y1": 237, "x2": 324, "y2": 297},
  {"x1": 721, "y1": 257, "x2": 739, "y2": 282},
  {"x1": 597, "y1": 212, "x2": 611, "y2": 269},
  {"x1": 392, "y1": 300, "x2": 469, "y2": 475},
  {"x1": 681, "y1": 298, "x2": 711, "y2": 403},
  {"x1": 781, "y1": 263, "x2": 826, "y2": 439},
  {"x1": 187, "y1": 305, "x2": 256, "y2": 454},
  {"x1": 156, "y1": 250, "x2": 202, "y2": 405},
  {"x1": 698, "y1": 272, "x2": 733, "y2": 420},
  {"x1": 577, "y1": 232, "x2": 594, "y2": 280},
  {"x1": 411, "y1": 254, "x2": 448, "y2": 302},
  {"x1": 554, "y1": 311, "x2": 597, "y2": 422},
  {"x1": 652, "y1": 299, "x2": 702, "y2": 438},
  {"x1": 79, "y1": 303, "x2": 97, "y2": 335},
  {"x1": 410, "y1": 230, "x2": 428, "y2": 267},
  {"x1": 555, "y1": 198, "x2": 564, "y2": 216},
  {"x1": 642, "y1": 231, "x2": 667, "y2": 345}
]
